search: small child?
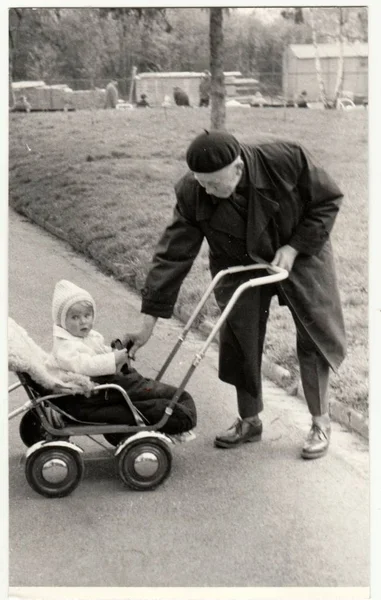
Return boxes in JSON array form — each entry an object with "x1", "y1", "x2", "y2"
[{"x1": 51, "y1": 280, "x2": 197, "y2": 436}]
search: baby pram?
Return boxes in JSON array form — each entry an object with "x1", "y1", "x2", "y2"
[{"x1": 8, "y1": 264, "x2": 288, "y2": 498}]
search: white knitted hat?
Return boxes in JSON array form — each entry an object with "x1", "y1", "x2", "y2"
[{"x1": 52, "y1": 280, "x2": 96, "y2": 329}]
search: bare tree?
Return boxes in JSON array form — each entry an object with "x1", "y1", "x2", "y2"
[
  {"x1": 210, "y1": 8, "x2": 225, "y2": 129},
  {"x1": 8, "y1": 8, "x2": 23, "y2": 107},
  {"x1": 306, "y1": 7, "x2": 367, "y2": 108},
  {"x1": 333, "y1": 7, "x2": 345, "y2": 107},
  {"x1": 309, "y1": 8, "x2": 329, "y2": 108}
]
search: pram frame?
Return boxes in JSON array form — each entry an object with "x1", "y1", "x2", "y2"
[
  {"x1": 9, "y1": 373, "x2": 148, "y2": 437},
  {"x1": 9, "y1": 263, "x2": 288, "y2": 437},
  {"x1": 8, "y1": 263, "x2": 288, "y2": 494}
]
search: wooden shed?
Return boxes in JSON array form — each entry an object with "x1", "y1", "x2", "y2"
[
  {"x1": 282, "y1": 42, "x2": 368, "y2": 102},
  {"x1": 135, "y1": 71, "x2": 241, "y2": 106},
  {"x1": 11, "y1": 80, "x2": 106, "y2": 111}
]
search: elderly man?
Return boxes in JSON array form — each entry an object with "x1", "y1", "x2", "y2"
[{"x1": 125, "y1": 131, "x2": 346, "y2": 459}]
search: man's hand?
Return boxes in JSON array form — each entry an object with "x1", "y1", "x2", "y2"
[
  {"x1": 121, "y1": 315, "x2": 158, "y2": 359},
  {"x1": 271, "y1": 244, "x2": 299, "y2": 272}
]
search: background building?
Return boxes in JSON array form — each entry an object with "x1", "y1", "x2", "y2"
[
  {"x1": 135, "y1": 71, "x2": 248, "y2": 106},
  {"x1": 282, "y1": 42, "x2": 368, "y2": 102}
]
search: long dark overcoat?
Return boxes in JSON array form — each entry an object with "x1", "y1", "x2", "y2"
[{"x1": 141, "y1": 139, "x2": 347, "y2": 372}]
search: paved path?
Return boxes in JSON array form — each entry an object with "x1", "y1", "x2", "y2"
[{"x1": 7, "y1": 208, "x2": 369, "y2": 595}]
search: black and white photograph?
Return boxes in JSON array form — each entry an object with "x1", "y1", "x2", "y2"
[{"x1": 5, "y1": 2, "x2": 378, "y2": 599}]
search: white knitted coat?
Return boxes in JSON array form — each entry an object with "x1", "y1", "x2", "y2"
[{"x1": 52, "y1": 325, "x2": 117, "y2": 377}]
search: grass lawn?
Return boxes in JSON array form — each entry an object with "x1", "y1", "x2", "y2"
[{"x1": 9, "y1": 106, "x2": 368, "y2": 414}]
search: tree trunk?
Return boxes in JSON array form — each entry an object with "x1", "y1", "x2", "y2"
[
  {"x1": 210, "y1": 8, "x2": 225, "y2": 130},
  {"x1": 334, "y1": 7, "x2": 345, "y2": 107},
  {"x1": 8, "y1": 9, "x2": 22, "y2": 109},
  {"x1": 128, "y1": 65, "x2": 137, "y2": 104},
  {"x1": 9, "y1": 53, "x2": 15, "y2": 109},
  {"x1": 117, "y1": 15, "x2": 128, "y2": 94},
  {"x1": 309, "y1": 8, "x2": 330, "y2": 108}
]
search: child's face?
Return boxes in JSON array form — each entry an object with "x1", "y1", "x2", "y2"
[{"x1": 65, "y1": 302, "x2": 94, "y2": 338}]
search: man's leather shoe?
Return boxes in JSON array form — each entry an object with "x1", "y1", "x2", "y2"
[
  {"x1": 301, "y1": 422, "x2": 331, "y2": 459},
  {"x1": 214, "y1": 417, "x2": 263, "y2": 448}
]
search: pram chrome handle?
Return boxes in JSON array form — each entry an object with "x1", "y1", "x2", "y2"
[
  {"x1": 198, "y1": 265, "x2": 288, "y2": 354},
  {"x1": 8, "y1": 381, "x2": 23, "y2": 393},
  {"x1": 8, "y1": 400, "x2": 33, "y2": 420},
  {"x1": 150, "y1": 263, "x2": 288, "y2": 431},
  {"x1": 8, "y1": 392, "x2": 73, "y2": 420},
  {"x1": 155, "y1": 263, "x2": 288, "y2": 382},
  {"x1": 92, "y1": 383, "x2": 146, "y2": 426}
]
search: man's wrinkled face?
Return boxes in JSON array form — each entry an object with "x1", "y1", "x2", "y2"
[{"x1": 193, "y1": 158, "x2": 244, "y2": 199}]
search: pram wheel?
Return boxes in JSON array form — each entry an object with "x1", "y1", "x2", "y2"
[
  {"x1": 25, "y1": 445, "x2": 84, "y2": 498},
  {"x1": 117, "y1": 437, "x2": 172, "y2": 491},
  {"x1": 103, "y1": 433, "x2": 131, "y2": 447},
  {"x1": 20, "y1": 410, "x2": 49, "y2": 447}
]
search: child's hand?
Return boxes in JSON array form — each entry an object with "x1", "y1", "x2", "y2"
[{"x1": 111, "y1": 338, "x2": 134, "y2": 361}]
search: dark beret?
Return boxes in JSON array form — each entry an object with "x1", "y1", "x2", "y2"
[{"x1": 186, "y1": 130, "x2": 241, "y2": 173}]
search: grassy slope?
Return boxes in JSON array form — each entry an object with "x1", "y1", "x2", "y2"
[{"x1": 9, "y1": 107, "x2": 368, "y2": 413}]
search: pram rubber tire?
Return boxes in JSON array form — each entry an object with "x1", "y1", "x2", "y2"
[
  {"x1": 25, "y1": 445, "x2": 84, "y2": 498},
  {"x1": 20, "y1": 410, "x2": 49, "y2": 447},
  {"x1": 117, "y1": 437, "x2": 172, "y2": 491}
]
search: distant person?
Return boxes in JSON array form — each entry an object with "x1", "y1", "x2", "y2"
[
  {"x1": 162, "y1": 94, "x2": 172, "y2": 108},
  {"x1": 11, "y1": 95, "x2": 31, "y2": 113},
  {"x1": 122, "y1": 130, "x2": 346, "y2": 460},
  {"x1": 104, "y1": 80, "x2": 119, "y2": 109},
  {"x1": 173, "y1": 87, "x2": 190, "y2": 107},
  {"x1": 50, "y1": 279, "x2": 197, "y2": 436},
  {"x1": 199, "y1": 70, "x2": 211, "y2": 107},
  {"x1": 136, "y1": 94, "x2": 150, "y2": 108},
  {"x1": 296, "y1": 90, "x2": 309, "y2": 108}
]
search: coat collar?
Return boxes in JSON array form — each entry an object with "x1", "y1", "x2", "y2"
[
  {"x1": 240, "y1": 142, "x2": 278, "y2": 198},
  {"x1": 194, "y1": 144, "x2": 279, "y2": 260},
  {"x1": 53, "y1": 324, "x2": 99, "y2": 342},
  {"x1": 194, "y1": 143, "x2": 279, "y2": 222},
  {"x1": 240, "y1": 143, "x2": 280, "y2": 261},
  {"x1": 53, "y1": 325, "x2": 76, "y2": 340}
]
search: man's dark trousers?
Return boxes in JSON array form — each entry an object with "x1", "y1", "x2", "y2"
[{"x1": 214, "y1": 274, "x2": 329, "y2": 419}]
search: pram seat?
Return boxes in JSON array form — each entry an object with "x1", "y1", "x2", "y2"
[
  {"x1": 14, "y1": 369, "x2": 149, "y2": 446},
  {"x1": 17, "y1": 370, "x2": 108, "y2": 423},
  {"x1": 15, "y1": 371, "x2": 107, "y2": 447}
]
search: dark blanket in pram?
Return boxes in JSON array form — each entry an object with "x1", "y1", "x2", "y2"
[{"x1": 61, "y1": 368, "x2": 197, "y2": 434}]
